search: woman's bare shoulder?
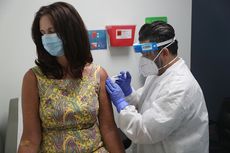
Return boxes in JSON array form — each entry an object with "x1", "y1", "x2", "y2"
[
  {"x1": 23, "y1": 69, "x2": 37, "y2": 82},
  {"x1": 98, "y1": 66, "x2": 108, "y2": 82}
]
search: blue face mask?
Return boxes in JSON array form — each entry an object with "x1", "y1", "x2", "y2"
[{"x1": 41, "y1": 33, "x2": 64, "y2": 57}]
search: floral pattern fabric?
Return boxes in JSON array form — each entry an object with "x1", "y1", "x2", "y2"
[{"x1": 32, "y1": 64, "x2": 108, "y2": 153}]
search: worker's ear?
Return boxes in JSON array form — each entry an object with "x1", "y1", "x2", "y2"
[{"x1": 161, "y1": 48, "x2": 170, "y2": 57}]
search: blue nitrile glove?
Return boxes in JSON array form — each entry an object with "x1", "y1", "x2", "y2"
[
  {"x1": 115, "y1": 71, "x2": 132, "y2": 97},
  {"x1": 106, "y1": 78, "x2": 129, "y2": 113}
]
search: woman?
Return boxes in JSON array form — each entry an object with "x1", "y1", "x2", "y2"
[{"x1": 18, "y1": 2, "x2": 125, "y2": 153}]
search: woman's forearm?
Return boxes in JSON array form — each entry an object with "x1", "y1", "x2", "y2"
[
  {"x1": 18, "y1": 139, "x2": 40, "y2": 153},
  {"x1": 102, "y1": 128, "x2": 125, "y2": 153}
]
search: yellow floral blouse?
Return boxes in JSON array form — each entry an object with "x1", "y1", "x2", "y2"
[{"x1": 32, "y1": 64, "x2": 108, "y2": 153}]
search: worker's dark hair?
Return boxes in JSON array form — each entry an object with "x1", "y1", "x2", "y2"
[{"x1": 138, "y1": 21, "x2": 178, "y2": 55}]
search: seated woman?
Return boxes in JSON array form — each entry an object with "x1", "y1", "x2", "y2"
[{"x1": 18, "y1": 2, "x2": 125, "y2": 153}]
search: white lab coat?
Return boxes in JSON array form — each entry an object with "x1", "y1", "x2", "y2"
[{"x1": 118, "y1": 58, "x2": 209, "y2": 153}]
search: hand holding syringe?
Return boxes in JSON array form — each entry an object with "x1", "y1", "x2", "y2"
[{"x1": 110, "y1": 71, "x2": 132, "y2": 97}]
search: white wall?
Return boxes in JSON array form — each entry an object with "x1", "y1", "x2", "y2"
[{"x1": 0, "y1": 0, "x2": 192, "y2": 139}]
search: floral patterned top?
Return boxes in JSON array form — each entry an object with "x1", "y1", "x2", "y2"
[{"x1": 32, "y1": 64, "x2": 108, "y2": 153}]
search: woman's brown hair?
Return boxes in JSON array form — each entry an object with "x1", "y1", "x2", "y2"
[{"x1": 32, "y1": 2, "x2": 92, "y2": 79}]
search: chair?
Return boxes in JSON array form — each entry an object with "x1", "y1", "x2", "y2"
[
  {"x1": 118, "y1": 128, "x2": 132, "y2": 149},
  {"x1": 209, "y1": 97, "x2": 230, "y2": 153},
  {"x1": 218, "y1": 97, "x2": 230, "y2": 151},
  {"x1": 5, "y1": 98, "x2": 20, "y2": 153},
  {"x1": 0, "y1": 134, "x2": 3, "y2": 153}
]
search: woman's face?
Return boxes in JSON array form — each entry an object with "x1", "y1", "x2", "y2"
[
  {"x1": 39, "y1": 15, "x2": 67, "y2": 63},
  {"x1": 39, "y1": 15, "x2": 55, "y2": 35}
]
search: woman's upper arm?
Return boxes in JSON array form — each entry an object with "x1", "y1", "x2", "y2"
[
  {"x1": 98, "y1": 67, "x2": 116, "y2": 127},
  {"x1": 21, "y1": 69, "x2": 41, "y2": 144},
  {"x1": 96, "y1": 67, "x2": 125, "y2": 152}
]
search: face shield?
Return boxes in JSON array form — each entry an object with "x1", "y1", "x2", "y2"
[{"x1": 133, "y1": 37, "x2": 176, "y2": 53}]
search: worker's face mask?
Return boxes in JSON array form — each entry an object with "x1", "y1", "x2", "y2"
[
  {"x1": 42, "y1": 33, "x2": 64, "y2": 57},
  {"x1": 138, "y1": 38, "x2": 176, "y2": 77},
  {"x1": 139, "y1": 55, "x2": 160, "y2": 77}
]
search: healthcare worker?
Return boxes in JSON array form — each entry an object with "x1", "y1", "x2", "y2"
[{"x1": 106, "y1": 21, "x2": 209, "y2": 153}]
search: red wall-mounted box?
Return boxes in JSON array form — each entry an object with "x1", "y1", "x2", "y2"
[{"x1": 106, "y1": 25, "x2": 136, "y2": 47}]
